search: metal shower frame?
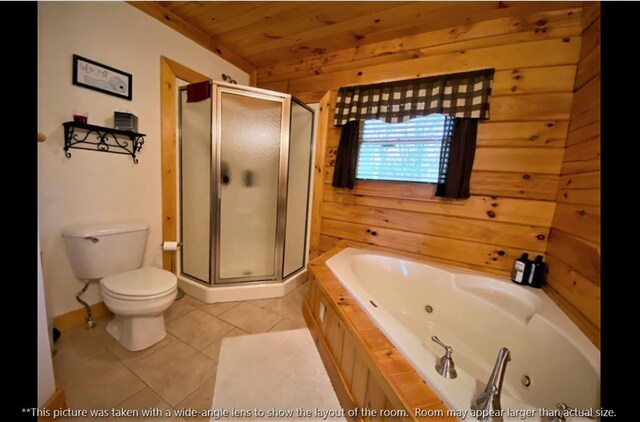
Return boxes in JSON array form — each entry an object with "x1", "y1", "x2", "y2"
[{"x1": 178, "y1": 81, "x2": 314, "y2": 286}]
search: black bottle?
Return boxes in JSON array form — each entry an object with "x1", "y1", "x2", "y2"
[
  {"x1": 511, "y1": 253, "x2": 531, "y2": 285},
  {"x1": 528, "y1": 255, "x2": 546, "y2": 288}
]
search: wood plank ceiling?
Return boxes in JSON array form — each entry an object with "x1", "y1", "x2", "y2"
[{"x1": 130, "y1": 1, "x2": 584, "y2": 74}]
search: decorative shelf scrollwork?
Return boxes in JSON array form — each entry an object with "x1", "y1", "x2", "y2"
[{"x1": 62, "y1": 122, "x2": 146, "y2": 164}]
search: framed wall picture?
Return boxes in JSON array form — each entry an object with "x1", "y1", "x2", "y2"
[{"x1": 72, "y1": 54, "x2": 132, "y2": 100}]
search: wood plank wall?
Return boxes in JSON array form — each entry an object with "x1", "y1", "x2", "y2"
[
  {"x1": 258, "y1": 6, "x2": 584, "y2": 277},
  {"x1": 257, "y1": 4, "x2": 583, "y2": 103},
  {"x1": 545, "y1": 3, "x2": 600, "y2": 346},
  {"x1": 257, "y1": 3, "x2": 600, "y2": 344}
]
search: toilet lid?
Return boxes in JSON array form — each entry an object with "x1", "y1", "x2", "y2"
[{"x1": 102, "y1": 266, "x2": 177, "y2": 297}]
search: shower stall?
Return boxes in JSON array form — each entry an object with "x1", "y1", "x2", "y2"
[{"x1": 177, "y1": 82, "x2": 314, "y2": 303}]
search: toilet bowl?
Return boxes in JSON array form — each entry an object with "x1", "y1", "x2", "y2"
[
  {"x1": 101, "y1": 266, "x2": 177, "y2": 351},
  {"x1": 62, "y1": 221, "x2": 178, "y2": 352}
]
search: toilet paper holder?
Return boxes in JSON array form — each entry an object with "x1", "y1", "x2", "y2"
[
  {"x1": 161, "y1": 241, "x2": 185, "y2": 300},
  {"x1": 161, "y1": 241, "x2": 182, "y2": 275},
  {"x1": 161, "y1": 240, "x2": 182, "y2": 250}
]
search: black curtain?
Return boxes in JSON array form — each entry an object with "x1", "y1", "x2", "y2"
[
  {"x1": 436, "y1": 118, "x2": 478, "y2": 199},
  {"x1": 331, "y1": 120, "x2": 361, "y2": 189}
]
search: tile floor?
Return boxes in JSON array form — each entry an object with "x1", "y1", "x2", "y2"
[{"x1": 53, "y1": 281, "x2": 309, "y2": 421}]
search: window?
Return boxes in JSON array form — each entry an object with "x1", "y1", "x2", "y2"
[{"x1": 356, "y1": 114, "x2": 453, "y2": 184}]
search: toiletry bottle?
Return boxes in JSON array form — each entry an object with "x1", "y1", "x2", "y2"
[
  {"x1": 529, "y1": 255, "x2": 546, "y2": 288},
  {"x1": 527, "y1": 257, "x2": 538, "y2": 286},
  {"x1": 511, "y1": 253, "x2": 530, "y2": 285}
]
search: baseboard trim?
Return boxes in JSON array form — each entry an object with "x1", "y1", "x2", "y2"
[
  {"x1": 53, "y1": 302, "x2": 112, "y2": 332},
  {"x1": 38, "y1": 387, "x2": 66, "y2": 421}
]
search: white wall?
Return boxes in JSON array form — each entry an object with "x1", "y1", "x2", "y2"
[
  {"x1": 38, "y1": 2, "x2": 249, "y2": 317},
  {"x1": 37, "y1": 235, "x2": 55, "y2": 406}
]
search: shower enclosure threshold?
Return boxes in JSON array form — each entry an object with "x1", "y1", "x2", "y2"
[{"x1": 177, "y1": 269, "x2": 307, "y2": 303}]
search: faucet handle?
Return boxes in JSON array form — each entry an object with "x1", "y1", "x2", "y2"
[
  {"x1": 556, "y1": 403, "x2": 595, "y2": 420},
  {"x1": 431, "y1": 336, "x2": 453, "y2": 358},
  {"x1": 431, "y1": 336, "x2": 457, "y2": 379}
]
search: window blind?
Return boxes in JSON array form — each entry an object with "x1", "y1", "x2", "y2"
[{"x1": 356, "y1": 114, "x2": 452, "y2": 183}]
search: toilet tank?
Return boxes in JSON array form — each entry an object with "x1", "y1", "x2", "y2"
[{"x1": 62, "y1": 221, "x2": 149, "y2": 280}]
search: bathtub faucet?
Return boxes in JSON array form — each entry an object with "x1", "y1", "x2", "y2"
[
  {"x1": 431, "y1": 336, "x2": 457, "y2": 379},
  {"x1": 471, "y1": 347, "x2": 511, "y2": 422}
]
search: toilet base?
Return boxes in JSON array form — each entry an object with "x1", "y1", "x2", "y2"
[{"x1": 107, "y1": 313, "x2": 167, "y2": 351}]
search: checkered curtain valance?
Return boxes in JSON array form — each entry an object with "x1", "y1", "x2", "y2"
[{"x1": 333, "y1": 69, "x2": 495, "y2": 126}]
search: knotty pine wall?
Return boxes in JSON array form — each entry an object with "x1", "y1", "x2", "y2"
[
  {"x1": 545, "y1": 3, "x2": 600, "y2": 347},
  {"x1": 257, "y1": 4, "x2": 583, "y2": 103},
  {"x1": 257, "y1": 4, "x2": 599, "y2": 343}
]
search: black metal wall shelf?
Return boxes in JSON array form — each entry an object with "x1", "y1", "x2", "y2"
[{"x1": 63, "y1": 122, "x2": 145, "y2": 164}]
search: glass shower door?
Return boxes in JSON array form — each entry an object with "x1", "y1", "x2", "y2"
[
  {"x1": 282, "y1": 99, "x2": 314, "y2": 278},
  {"x1": 179, "y1": 89, "x2": 211, "y2": 284},
  {"x1": 215, "y1": 89, "x2": 288, "y2": 283}
]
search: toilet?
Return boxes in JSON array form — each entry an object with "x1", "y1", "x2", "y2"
[{"x1": 62, "y1": 221, "x2": 177, "y2": 351}]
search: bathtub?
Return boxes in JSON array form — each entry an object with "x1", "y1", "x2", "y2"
[{"x1": 326, "y1": 248, "x2": 600, "y2": 418}]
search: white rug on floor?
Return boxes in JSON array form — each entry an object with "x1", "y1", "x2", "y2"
[{"x1": 212, "y1": 328, "x2": 346, "y2": 421}]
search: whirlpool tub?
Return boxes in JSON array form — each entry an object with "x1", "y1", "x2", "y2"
[{"x1": 325, "y1": 247, "x2": 600, "y2": 417}]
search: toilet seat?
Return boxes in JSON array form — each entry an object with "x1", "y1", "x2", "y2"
[
  {"x1": 102, "y1": 285, "x2": 177, "y2": 302},
  {"x1": 101, "y1": 266, "x2": 177, "y2": 300}
]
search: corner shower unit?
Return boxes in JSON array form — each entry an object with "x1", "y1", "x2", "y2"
[{"x1": 178, "y1": 82, "x2": 314, "y2": 302}]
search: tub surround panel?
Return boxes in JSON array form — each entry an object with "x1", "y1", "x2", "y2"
[
  {"x1": 546, "y1": 2, "x2": 600, "y2": 347},
  {"x1": 302, "y1": 302, "x2": 358, "y2": 418}
]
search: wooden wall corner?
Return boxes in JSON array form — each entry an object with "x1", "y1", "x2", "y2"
[
  {"x1": 546, "y1": 2, "x2": 600, "y2": 346},
  {"x1": 249, "y1": 69, "x2": 258, "y2": 87},
  {"x1": 309, "y1": 90, "x2": 338, "y2": 260},
  {"x1": 581, "y1": 2, "x2": 600, "y2": 31},
  {"x1": 159, "y1": 56, "x2": 210, "y2": 271}
]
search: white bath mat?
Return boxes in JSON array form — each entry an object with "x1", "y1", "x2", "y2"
[{"x1": 211, "y1": 328, "x2": 346, "y2": 421}]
